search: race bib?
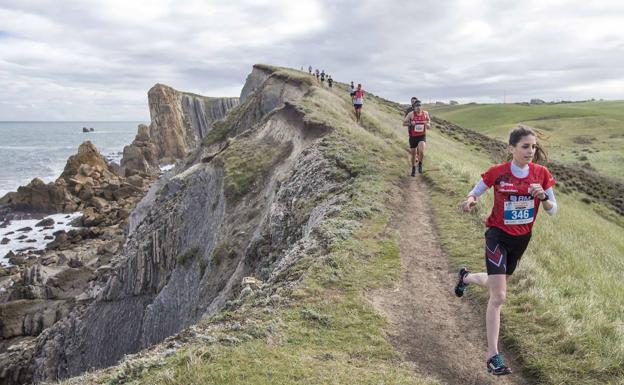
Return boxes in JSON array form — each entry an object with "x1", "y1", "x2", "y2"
[
  {"x1": 414, "y1": 124, "x2": 425, "y2": 133},
  {"x1": 504, "y1": 198, "x2": 535, "y2": 225}
]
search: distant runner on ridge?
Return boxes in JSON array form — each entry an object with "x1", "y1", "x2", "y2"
[
  {"x1": 404, "y1": 96, "x2": 420, "y2": 117},
  {"x1": 402, "y1": 99, "x2": 429, "y2": 175},
  {"x1": 353, "y1": 83, "x2": 365, "y2": 123}
]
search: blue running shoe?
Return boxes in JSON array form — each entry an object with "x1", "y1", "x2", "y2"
[
  {"x1": 487, "y1": 353, "x2": 512, "y2": 375},
  {"x1": 454, "y1": 267, "x2": 470, "y2": 297}
]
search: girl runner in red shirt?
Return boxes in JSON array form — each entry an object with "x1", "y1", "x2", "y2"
[{"x1": 455, "y1": 125, "x2": 557, "y2": 375}]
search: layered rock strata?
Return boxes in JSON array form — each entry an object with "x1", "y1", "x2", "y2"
[{"x1": 120, "y1": 84, "x2": 239, "y2": 177}]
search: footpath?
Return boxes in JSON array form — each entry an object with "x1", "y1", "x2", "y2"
[{"x1": 370, "y1": 176, "x2": 533, "y2": 385}]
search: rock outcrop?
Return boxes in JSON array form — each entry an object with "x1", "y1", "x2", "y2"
[
  {"x1": 120, "y1": 84, "x2": 239, "y2": 177},
  {"x1": 0, "y1": 141, "x2": 152, "y2": 224},
  {"x1": 119, "y1": 124, "x2": 159, "y2": 177},
  {"x1": 0, "y1": 178, "x2": 76, "y2": 213},
  {"x1": 142, "y1": 84, "x2": 238, "y2": 163}
]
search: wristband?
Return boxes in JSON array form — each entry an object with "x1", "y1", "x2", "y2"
[{"x1": 539, "y1": 195, "x2": 549, "y2": 202}]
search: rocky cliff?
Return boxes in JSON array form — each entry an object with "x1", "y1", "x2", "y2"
[
  {"x1": 0, "y1": 65, "x2": 346, "y2": 384},
  {"x1": 149, "y1": 84, "x2": 239, "y2": 160},
  {"x1": 120, "y1": 85, "x2": 239, "y2": 177}
]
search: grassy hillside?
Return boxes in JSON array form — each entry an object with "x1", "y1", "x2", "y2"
[
  {"x1": 59, "y1": 69, "x2": 623, "y2": 385},
  {"x1": 429, "y1": 102, "x2": 624, "y2": 180}
]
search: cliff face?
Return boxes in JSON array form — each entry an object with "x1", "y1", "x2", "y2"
[
  {"x1": 0, "y1": 65, "x2": 339, "y2": 384},
  {"x1": 28, "y1": 164, "x2": 226, "y2": 380},
  {"x1": 149, "y1": 84, "x2": 238, "y2": 162},
  {"x1": 120, "y1": 85, "x2": 238, "y2": 177}
]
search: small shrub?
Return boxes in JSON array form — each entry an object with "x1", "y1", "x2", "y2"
[
  {"x1": 202, "y1": 121, "x2": 230, "y2": 147},
  {"x1": 211, "y1": 240, "x2": 238, "y2": 265},
  {"x1": 301, "y1": 307, "x2": 331, "y2": 327},
  {"x1": 572, "y1": 136, "x2": 595, "y2": 145},
  {"x1": 176, "y1": 247, "x2": 200, "y2": 265}
]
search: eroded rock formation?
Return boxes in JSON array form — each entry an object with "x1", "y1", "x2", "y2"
[{"x1": 120, "y1": 84, "x2": 239, "y2": 176}]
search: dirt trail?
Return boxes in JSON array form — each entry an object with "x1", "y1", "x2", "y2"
[{"x1": 370, "y1": 176, "x2": 533, "y2": 385}]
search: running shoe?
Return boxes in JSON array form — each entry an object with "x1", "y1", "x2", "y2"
[
  {"x1": 418, "y1": 162, "x2": 423, "y2": 174},
  {"x1": 454, "y1": 267, "x2": 470, "y2": 297},
  {"x1": 411, "y1": 166, "x2": 416, "y2": 177},
  {"x1": 486, "y1": 353, "x2": 513, "y2": 375}
]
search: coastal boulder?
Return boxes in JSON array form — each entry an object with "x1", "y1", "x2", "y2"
[
  {"x1": 120, "y1": 141, "x2": 158, "y2": 177},
  {"x1": 60, "y1": 141, "x2": 117, "y2": 185},
  {"x1": 0, "y1": 178, "x2": 74, "y2": 213}
]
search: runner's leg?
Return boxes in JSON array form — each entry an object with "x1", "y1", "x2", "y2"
[
  {"x1": 486, "y1": 274, "x2": 506, "y2": 360},
  {"x1": 463, "y1": 272, "x2": 488, "y2": 286},
  {"x1": 417, "y1": 141, "x2": 426, "y2": 163}
]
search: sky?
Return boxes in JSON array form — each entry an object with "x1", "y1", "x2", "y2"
[{"x1": 1, "y1": 0, "x2": 623, "y2": 121}]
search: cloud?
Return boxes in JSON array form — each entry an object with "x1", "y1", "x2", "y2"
[{"x1": 0, "y1": 0, "x2": 622, "y2": 120}]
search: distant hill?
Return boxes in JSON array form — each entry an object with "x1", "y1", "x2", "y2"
[{"x1": 428, "y1": 101, "x2": 624, "y2": 180}]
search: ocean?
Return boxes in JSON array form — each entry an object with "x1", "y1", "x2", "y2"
[{"x1": 0, "y1": 121, "x2": 144, "y2": 197}]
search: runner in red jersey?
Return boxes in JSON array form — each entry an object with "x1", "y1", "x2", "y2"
[
  {"x1": 353, "y1": 84, "x2": 365, "y2": 122},
  {"x1": 454, "y1": 126, "x2": 558, "y2": 375},
  {"x1": 402, "y1": 100, "x2": 430, "y2": 175}
]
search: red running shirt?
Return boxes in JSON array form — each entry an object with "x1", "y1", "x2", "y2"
[
  {"x1": 481, "y1": 162, "x2": 556, "y2": 236},
  {"x1": 409, "y1": 111, "x2": 430, "y2": 137}
]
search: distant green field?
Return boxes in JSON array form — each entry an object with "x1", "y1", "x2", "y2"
[{"x1": 428, "y1": 101, "x2": 624, "y2": 180}]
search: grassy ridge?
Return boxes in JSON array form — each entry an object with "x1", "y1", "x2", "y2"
[
  {"x1": 429, "y1": 102, "x2": 624, "y2": 180},
  {"x1": 59, "y1": 68, "x2": 439, "y2": 385},
  {"x1": 423, "y1": 125, "x2": 624, "y2": 384}
]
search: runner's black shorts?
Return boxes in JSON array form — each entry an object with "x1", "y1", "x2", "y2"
[
  {"x1": 354, "y1": 103, "x2": 363, "y2": 110},
  {"x1": 485, "y1": 227, "x2": 532, "y2": 275},
  {"x1": 409, "y1": 135, "x2": 426, "y2": 148}
]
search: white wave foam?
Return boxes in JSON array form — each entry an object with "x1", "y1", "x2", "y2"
[{"x1": 0, "y1": 212, "x2": 82, "y2": 266}]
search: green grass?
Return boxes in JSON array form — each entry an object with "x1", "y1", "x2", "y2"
[
  {"x1": 221, "y1": 138, "x2": 292, "y2": 205},
  {"x1": 201, "y1": 120, "x2": 231, "y2": 147},
  {"x1": 430, "y1": 101, "x2": 624, "y2": 180},
  {"x1": 423, "y1": 127, "x2": 624, "y2": 384}
]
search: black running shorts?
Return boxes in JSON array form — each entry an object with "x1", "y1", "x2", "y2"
[
  {"x1": 409, "y1": 135, "x2": 426, "y2": 148},
  {"x1": 484, "y1": 227, "x2": 532, "y2": 275},
  {"x1": 354, "y1": 104, "x2": 363, "y2": 110}
]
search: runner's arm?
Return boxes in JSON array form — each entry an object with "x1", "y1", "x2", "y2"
[
  {"x1": 468, "y1": 179, "x2": 488, "y2": 199},
  {"x1": 461, "y1": 179, "x2": 489, "y2": 211},
  {"x1": 403, "y1": 112, "x2": 413, "y2": 127},
  {"x1": 543, "y1": 187, "x2": 557, "y2": 215}
]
